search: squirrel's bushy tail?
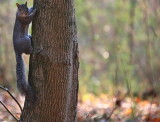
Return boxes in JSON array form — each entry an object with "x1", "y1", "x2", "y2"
[{"x1": 15, "y1": 53, "x2": 32, "y2": 97}]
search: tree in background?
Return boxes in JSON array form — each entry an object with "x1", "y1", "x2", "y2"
[{"x1": 20, "y1": 0, "x2": 79, "y2": 121}]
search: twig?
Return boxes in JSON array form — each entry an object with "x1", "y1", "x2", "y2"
[
  {"x1": 0, "y1": 86, "x2": 22, "y2": 112},
  {"x1": 106, "y1": 92, "x2": 128, "y2": 121},
  {"x1": 106, "y1": 106, "x2": 117, "y2": 120},
  {"x1": 0, "y1": 101, "x2": 19, "y2": 121}
]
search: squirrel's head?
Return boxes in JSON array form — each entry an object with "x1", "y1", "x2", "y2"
[{"x1": 16, "y1": 2, "x2": 29, "y2": 17}]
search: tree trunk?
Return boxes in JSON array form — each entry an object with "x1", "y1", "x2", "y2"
[
  {"x1": 128, "y1": 0, "x2": 136, "y2": 63},
  {"x1": 20, "y1": 0, "x2": 79, "y2": 121}
]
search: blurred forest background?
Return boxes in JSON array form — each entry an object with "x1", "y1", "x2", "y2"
[
  {"x1": 0, "y1": 0, "x2": 160, "y2": 121},
  {"x1": 1, "y1": 0, "x2": 160, "y2": 98}
]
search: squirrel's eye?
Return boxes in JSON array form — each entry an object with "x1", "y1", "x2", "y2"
[{"x1": 19, "y1": 8, "x2": 22, "y2": 11}]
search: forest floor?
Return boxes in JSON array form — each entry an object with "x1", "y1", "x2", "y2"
[{"x1": 0, "y1": 91, "x2": 160, "y2": 122}]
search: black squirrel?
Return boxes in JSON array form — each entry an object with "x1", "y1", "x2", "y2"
[{"x1": 13, "y1": 2, "x2": 36, "y2": 98}]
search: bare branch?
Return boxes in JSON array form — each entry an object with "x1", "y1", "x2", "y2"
[
  {"x1": 0, "y1": 101, "x2": 19, "y2": 121},
  {"x1": 105, "y1": 106, "x2": 117, "y2": 121},
  {"x1": 0, "y1": 86, "x2": 22, "y2": 112}
]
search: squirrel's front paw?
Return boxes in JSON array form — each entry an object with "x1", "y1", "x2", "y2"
[
  {"x1": 32, "y1": 9, "x2": 36, "y2": 14},
  {"x1": 29, "y1": 8, "x2": 36, "y2": 16}
]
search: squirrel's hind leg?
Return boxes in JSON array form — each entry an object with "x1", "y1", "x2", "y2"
[{"x1": 23, "y1": 36, "x2": 33, "y2": 54}]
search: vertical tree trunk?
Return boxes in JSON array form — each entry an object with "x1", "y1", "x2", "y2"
[
  {"x1": 20, "y1": 0, "x2": 79, "y2": 121},
  {"x1": 128, "y1": 0, "x2": 136, "y2": 63},
  {"x1": 143, "y1": 2, "x2": 154, "y2": 87}
]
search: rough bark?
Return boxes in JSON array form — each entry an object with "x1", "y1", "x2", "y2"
[{"x1": 20, "y1": 0, "x2": 79, "y2": 121}]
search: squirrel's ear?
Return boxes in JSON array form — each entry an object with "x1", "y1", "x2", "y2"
[
  {"x1": 25, "y1": 1, "x2": 27, "y2": 6},
  {"x1": 16, "y1": 3, "x2": 19, "y2": 8}
]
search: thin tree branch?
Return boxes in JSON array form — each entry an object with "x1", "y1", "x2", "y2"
[
  {"x1": 0, "y1": 101, "x2": 19, "y2": 121},
  {"x1": 0, "y1": 86, "x2": 22, "y2": 112},
  {"x1": 106, "y1": 106, "x2": 117, "y2": 121}
]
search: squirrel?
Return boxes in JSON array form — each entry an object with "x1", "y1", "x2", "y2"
[{"x1": 13, "y1": 2, "x2": 36, "y2": 98}]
